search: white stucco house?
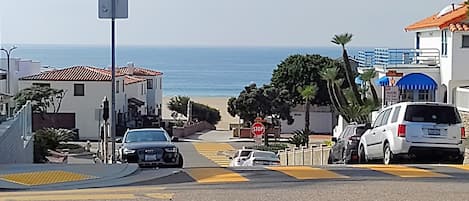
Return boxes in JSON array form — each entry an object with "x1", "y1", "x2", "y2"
[
  {"x1": 355, "y1": 2, "x2": 469, "y2": 109},
  {"x1": 18, "y1": 65, "x2": 153, "y2": 140},
  {"x1": 118, "y1": 62, "x2": 163, "y2": 124}
]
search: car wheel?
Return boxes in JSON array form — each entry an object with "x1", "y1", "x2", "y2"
[
  {"x1": 383, "y1": 143, "x2": 394, "y2": 165},
  {"x1": 176, "y1": 153, "x2": 184, "y2": 168},
  {"x1": 358, "y1": 146, "x2": 367, "y2": 164}
]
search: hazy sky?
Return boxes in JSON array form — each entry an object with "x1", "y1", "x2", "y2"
[{"x1": 0, "y1": 0, "x2": 453, "y2": 47}]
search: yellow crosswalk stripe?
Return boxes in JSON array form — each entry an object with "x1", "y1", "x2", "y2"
[
  {"x1": 354, "y1": 165, "x2": 449, "y2": 178},
  {"x1": 443, "y1": 164, "x2": 469, "y2": 171},
  {"x1": 193, "y1": 142, "x2": 234, "y2": 167},
  {"x1": 186, "y1": 168, "x2": 249, "y2": 183},
  {"x1": 267, "y1": 166, "x2": 348, "y2": 180},
  {"x1": 145, "y1": 193, "x2": 175, "y2": 200}
]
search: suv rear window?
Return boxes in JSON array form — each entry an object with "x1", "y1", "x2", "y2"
[
  {"x1": 404, "y1": 105, "x2": 461, "y2": 124},
  {"x1": 355, "y1": 126, "x2": 367, "y2": 136}
]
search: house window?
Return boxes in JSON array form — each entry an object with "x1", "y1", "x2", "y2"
[
  {"x1": 159, "y1": 78, "x2": 162, "y2": 89},
  {"x1": 141, "y1": 83, "x2": 144, "y2": 95},
  {"x1": 74, "y1": 84, "x2": 85, "y2": 96},
  {"x1": 33, "y1": 83, "x2": 50, "y2": 88},
  {"x1": 462, "y1": 35, "x2": 469, "y2": 48},
  {"x1": 147, "y1": 79, "x2": 153, "y2": 89},
  {"x1": 441, "y1": 30, "x2": 448, "y2": 55},
  {"x1": 116, "y1": 81, "x2": 120, "y2": 93},
  {"x1": 122, "y1": 81, "x2": 125, "y2": 92}
]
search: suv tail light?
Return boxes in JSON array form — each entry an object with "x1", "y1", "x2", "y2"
[
  {"x1": 461, "y1": 127, "x2": 466, "y2": 139},
  {"x1": 348, "y1": 136, "x2": 360, "y2": 144},
  {"x1": 397, "y1": 124, "x2": 406, "y2": 137}
]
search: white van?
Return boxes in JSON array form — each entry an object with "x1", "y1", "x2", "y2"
[{"x1": 359, "y1": 102, "x2": 465, "y2": 164}]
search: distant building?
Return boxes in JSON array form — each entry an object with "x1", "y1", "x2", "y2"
[{"x1": 18, "y1": 65, "x2": 160, "y2": 140}]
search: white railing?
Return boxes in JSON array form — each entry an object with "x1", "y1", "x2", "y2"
[
  {"x1": 0, "y1": 101, "x2": 33, "y2": 164},
  {"x1": 358, "y1": 48, "x2": 440, "y2": 68},
  {"x1": 278, "y1": 144, "x2": 331, "y2": 166}
]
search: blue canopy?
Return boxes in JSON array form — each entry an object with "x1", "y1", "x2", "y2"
[
  {"x1": 376, "y1": 76, "x2": 389, "y2": 86},
  {"x1": 355, "y1": 76, "x2": 364, "y2": 85},
  {"x1": 396, "y1": 73, "x2": 437, "y2": 90}
]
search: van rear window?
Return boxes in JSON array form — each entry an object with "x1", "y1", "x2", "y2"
[{"x1": 404, "y1": 105, "x2": 461, "y2": 124}]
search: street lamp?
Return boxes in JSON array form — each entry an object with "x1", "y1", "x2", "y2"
[{"x1": 0, "y1": 46, "x2": 18, "y2": 94}]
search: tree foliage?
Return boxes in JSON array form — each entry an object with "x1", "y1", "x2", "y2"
[
  {"x1": 228, "y1": 83, "x2": 293, "y2": 126},
  {"x1": 298, "y1": 84, "x2": 317, "y2": 132},
  {"x1": 14, "y1": 86, "x2": 66, "y2": 113},
  {"x1": 271, "y1": 54, "x2": 345, "y2": 106},
  {"x1": 168, "y1": 96, "x2": 221, "y2": 125}
]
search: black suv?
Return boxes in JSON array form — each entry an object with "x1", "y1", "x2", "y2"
[{"x1": 328, "y1": 123, "x2": 370, "y2": 164}]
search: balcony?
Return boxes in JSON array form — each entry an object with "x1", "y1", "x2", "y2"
[{"x1": 357, "y1": 48, "x2": 440, "y2": 69}]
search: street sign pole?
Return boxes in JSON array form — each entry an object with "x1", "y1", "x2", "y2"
[
  {"x1": 99, "y1": 0, "x2": 128, "y2": 164},
  {"x1": 110, "y1": 0, "x2": 116, "y2": 164}
]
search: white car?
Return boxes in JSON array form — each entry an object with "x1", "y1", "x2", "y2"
[
  {"x1": 229, "y1": 149, "x2": 254, "y2": 167},
  {"x1": 242, "y1": 150, "x2": 280, "y2": 166},
  {"x1": 359, "y1": 102, "x2": 465, "y2": 165}
]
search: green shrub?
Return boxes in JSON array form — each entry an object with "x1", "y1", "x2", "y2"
[
  {"x1": 289, "y1": 129, "x2": 311, "y2": 147},
  {"x1": 34, "y1": 128, "x2": 76, "y2": 163}
]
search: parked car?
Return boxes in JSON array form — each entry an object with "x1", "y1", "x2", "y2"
[
  {"x1": 328, "y1": 123, "x2": 370, "y2": 164},
  {"x1": 242, "y1": 150, "x2": 280, "y2": 166},
  {"x1": 118, "y1": 128, "x2": 183, "y2": 168},
  {"x1": 229, "y1": 149, "x2": 255, "y2": 167},
  {"x1": 359, "y1": 102, "x2": 465, "y2": 165}
]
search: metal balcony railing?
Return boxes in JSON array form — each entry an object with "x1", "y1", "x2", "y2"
[{"x1": 357, "y1": 48, "x2": 440, "y2": 68}]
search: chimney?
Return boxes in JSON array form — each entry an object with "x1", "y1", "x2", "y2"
[{"x1": 127, "y1": 62, "x2": 135, "y2": 75}]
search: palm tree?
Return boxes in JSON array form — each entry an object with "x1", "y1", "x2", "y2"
[
  {"x1": 359, "y1": 69, "x2": 379, "y2": 106},
  {"x1": 331, "y1": 33, "x2": 363, "y2": 105},
  {"x1": 298, "y1": 84, "x2": 318, "y2": 133}
]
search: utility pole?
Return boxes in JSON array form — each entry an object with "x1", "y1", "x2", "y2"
[{"x1": 98, "y1": 0, "x2": 128, "y2": 164}]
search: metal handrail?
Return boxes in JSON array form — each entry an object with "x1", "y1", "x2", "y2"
[{"x1": 357, "y1": 48, "x2": 440, "y2": 68}]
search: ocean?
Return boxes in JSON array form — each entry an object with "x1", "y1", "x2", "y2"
[{"x1": 10, "y1": 45, "x2": 364, "y2": 97}]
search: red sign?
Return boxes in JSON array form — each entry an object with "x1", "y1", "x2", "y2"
[{"x1": 251, "y1": 122, "x2": 265, "y2": 137}]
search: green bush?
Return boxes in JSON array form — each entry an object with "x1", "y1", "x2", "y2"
[
  {"x1": 289, "y1": 129, "x2": 311, "y2": 147},
  {"x1": 34, "y1": 128, "x2": 76, "y2": 163}
]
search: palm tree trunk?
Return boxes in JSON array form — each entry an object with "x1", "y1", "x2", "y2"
[
  {"x1": 305, "y1": 99, "x2": 310, "y2": 133},
  {"x1": 327, "y1": 81, "x2": 341, "y2": 113},
  {"x1": 369, "y1": 82, "x2": 379, "y2": 106},
  {"x1": 342, "y1": 48, "x2": 363, "y2": 105}
]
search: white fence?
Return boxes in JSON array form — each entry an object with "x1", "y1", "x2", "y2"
[
  {"x1": 0, "y1": 101, "x2": 33, "y2": 164},
  {"x1": 278, "y1": 145, "x2": 331, "y2": 166}
]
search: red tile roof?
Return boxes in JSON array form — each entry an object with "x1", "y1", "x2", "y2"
[
  {"x1": 449, "y1": 23, "x2": 469, "y2": 31},
  {"x1": 124, "y1": 75, "x2": 145, "y2": 85},
  {"x1": 20, "y1": 66, "x2": 116, "y2": 81},
  {"x1": 119, "y1": 66, "x2": 163, "y2": 76},
  {"x1": 405, "y1": 3, "x2": 468, "y2": 31}
]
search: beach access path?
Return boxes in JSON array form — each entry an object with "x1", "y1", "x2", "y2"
[{"x1": 162, "y1": 96, "x2": 238, "y2": 130}]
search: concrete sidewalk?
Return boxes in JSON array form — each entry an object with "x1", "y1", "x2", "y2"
[{"x1": 0, "y1": 163, "x2": 140, "y2": 190}]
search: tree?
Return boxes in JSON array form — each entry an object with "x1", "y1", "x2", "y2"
[
  {"x1": 297, "y1": 84, "x2": 317, "y2": 133},
  {"x1": 228, "y1": 83, "x2": 293, "y2": 126},
  {"x1": 168, "y1": 96, "x2": 221, "y2": 125},
  {"x1": 331, "y1": 33, "x2": 363, "y2": 105},
  {"x1": 359, "y1": 69, "x2": 379, "y2": 106},
  {"x1": 14, "y1": 86, "x2": 66, "y2": 114},
  {"x1": 271, "y1": 54, "x2": 345, "y2": 106}
]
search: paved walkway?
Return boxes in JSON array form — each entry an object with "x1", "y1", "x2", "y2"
[{"x1": 0, "y1": 163, "x2": 139, "y2": 190}]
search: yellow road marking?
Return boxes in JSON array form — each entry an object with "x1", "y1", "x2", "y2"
[
  {"x1": 0, "y1": 194, "x2": 136, "y2": 201},
  {"x1": 145, "y1": 193, "x2": 175, "y2": 199},
  {"x1": 444, "y1": 165, "x2": 469, "y2": 171},
  {"x1": 355, "y1": 165, "x2": 449, "y2": 178},
  {"x1": 0, "y1": 171, "x2": 96, "y2": 186},
  {"x1": 193, "y1": 143, "x2": 234, "y2": 167},
  {"x1": 186, "y1": 168, "x2": 248, "y2": 183},
  {"x1": 267, "y1": 166, "x2": 348, "y2": 180}
]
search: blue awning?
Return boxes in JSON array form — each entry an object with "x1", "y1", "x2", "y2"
[
  {"x1": 376, "y1": 76, "x2": 389, "y2": 86},
  {"x1": 396, "y1": 73, "x2": 437, "y2": 90},
  {"x1": 355, "y1": 76, "x2": 363, "y2": 85}
]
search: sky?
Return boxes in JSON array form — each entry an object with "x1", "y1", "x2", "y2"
[{"x1": 0, "y1": 0, "x2": 455, "y2": 47}]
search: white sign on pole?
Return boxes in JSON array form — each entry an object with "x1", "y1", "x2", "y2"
[
  {"x1": 98, "y1": 0, "x2": 128, "y2": 19},
  {"x1": 385, "y1": 86, "x2": 400, "y2": 103}
]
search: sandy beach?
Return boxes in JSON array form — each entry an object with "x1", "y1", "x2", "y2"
[{"x1": 162, "y1": 96, "x2": 239, "y2": 130}]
